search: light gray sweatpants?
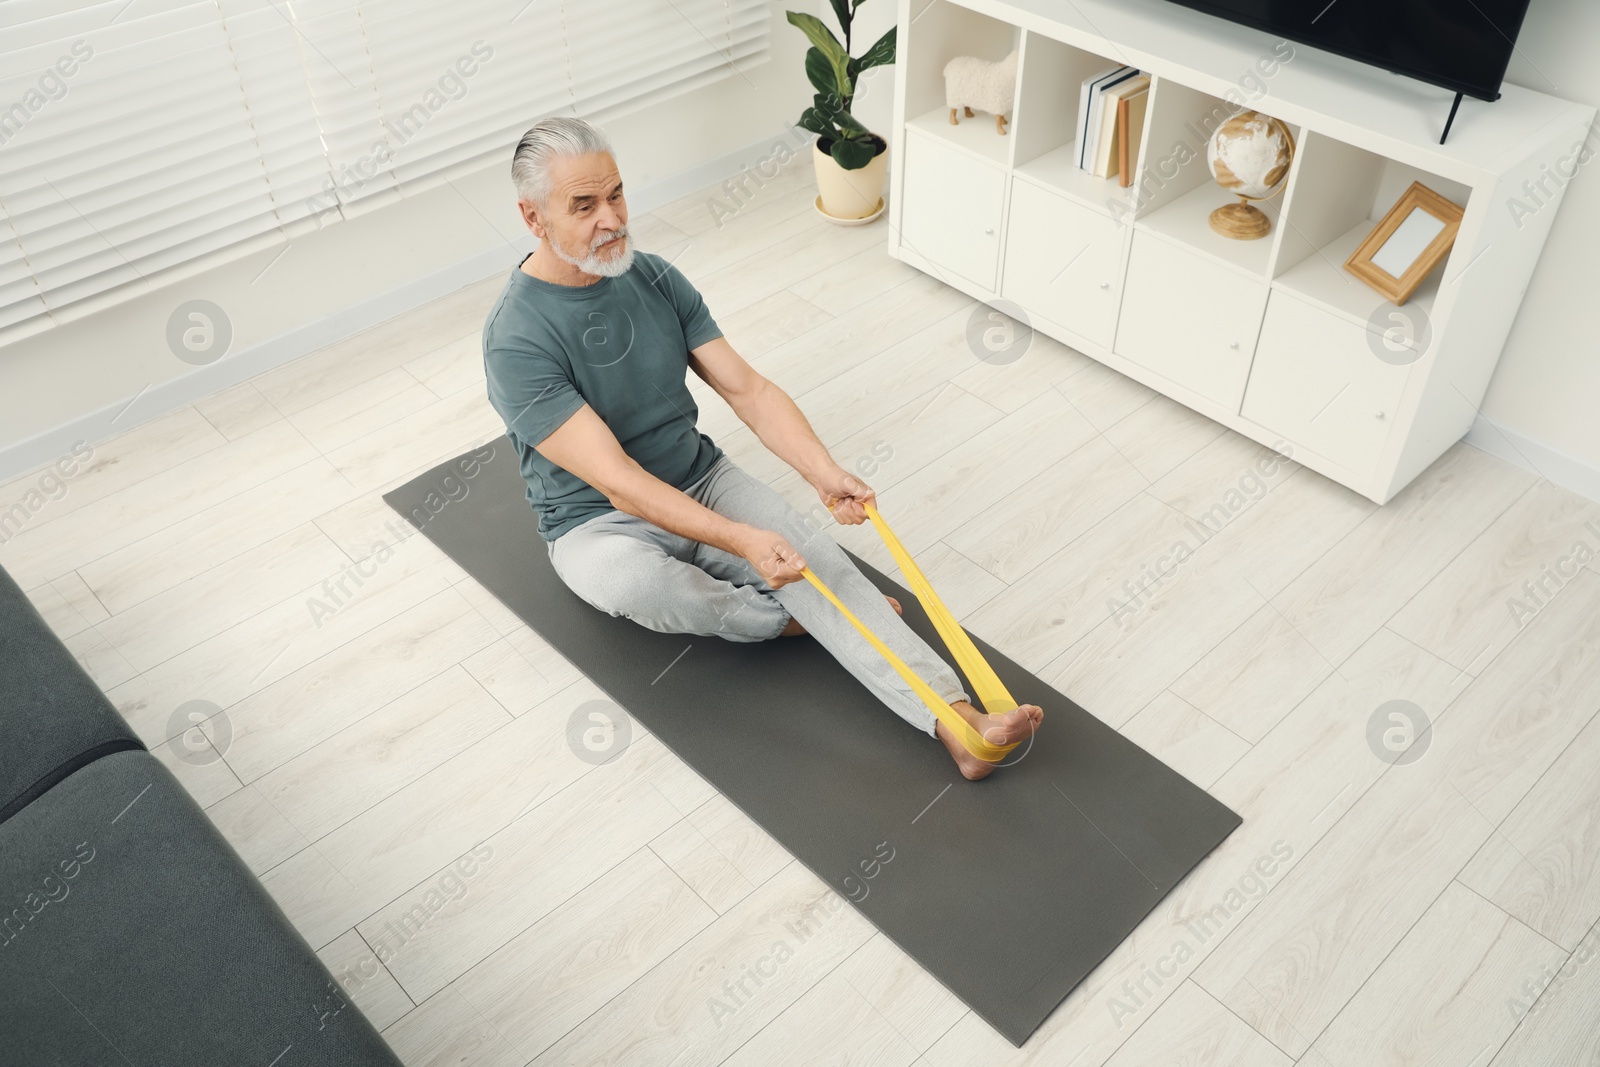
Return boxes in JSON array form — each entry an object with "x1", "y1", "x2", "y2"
[{"x1": 544, "y1": 454, "x2": 969, "y2": 737}]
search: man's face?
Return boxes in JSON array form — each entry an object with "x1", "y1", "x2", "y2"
[{"x1": 523, "y1": 151, "x2": 633, "y2": 277}]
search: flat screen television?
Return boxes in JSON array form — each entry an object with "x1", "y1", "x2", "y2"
[{"x1": 1157, "y1": 0, "x2": 1534, "y2": 103}]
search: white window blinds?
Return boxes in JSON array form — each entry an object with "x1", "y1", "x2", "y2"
[{"x1": 0, "y1": 0, "x2": 771, "y2": 346}]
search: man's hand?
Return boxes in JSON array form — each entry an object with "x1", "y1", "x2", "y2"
[
  {"x1": 736, "y1": 526, "x2": 808, "y2": 588},
  {"x1": 812, "y1": 465, "x2": 877, "y2": 526}
]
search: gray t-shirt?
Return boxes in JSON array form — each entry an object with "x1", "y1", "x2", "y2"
[{"x1": 482, "y1": 249, "x2": 726, "y2": 542}]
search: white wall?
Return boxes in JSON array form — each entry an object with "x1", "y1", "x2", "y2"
[{"x1": 1467, "y1": 0, "x2": 1600, "y2": 499}]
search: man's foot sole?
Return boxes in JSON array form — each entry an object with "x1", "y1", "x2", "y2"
[{"x1": 937, "y1": 703, "x2": 1044, "y2": 780}]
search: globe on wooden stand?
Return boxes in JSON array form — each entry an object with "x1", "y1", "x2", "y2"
[{"x1": 1205, "y1": 110, "x2": 1295, "y2": 241}]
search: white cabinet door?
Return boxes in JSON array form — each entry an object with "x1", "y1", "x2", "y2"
[
  {"x1": 899, "y1": 128, "x2": 1006, "y2": 291},
  {"x1": 1241, "y1": 290, "x2": 1411, "y2": 475},
  {"x1": 1114, "y1": 232, "x2": 1268, "y2": 410},
  {"x1": 1000, "y1": 178, "x2": 1124, "y2": 349}
]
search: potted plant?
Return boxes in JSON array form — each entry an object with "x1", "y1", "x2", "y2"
[{"x1": 785, "y1": 2, "x2": 896, "y2": 222}]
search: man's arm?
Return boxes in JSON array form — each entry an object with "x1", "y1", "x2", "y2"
[
  {"x1": 688, "y1": 335, "x2": 844, "y2": 488},
  {"x1": 533, "y1": 400, "x2": 765, "y2": 562}
]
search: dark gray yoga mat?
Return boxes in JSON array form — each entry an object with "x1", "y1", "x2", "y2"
[{"x1": 384, "y1": 438, "x2": 1242, "y2": 1046}]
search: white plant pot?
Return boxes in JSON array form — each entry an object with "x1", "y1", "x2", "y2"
[{"x1": 813, "y1": 134, "x2": 889, "y2": 221}]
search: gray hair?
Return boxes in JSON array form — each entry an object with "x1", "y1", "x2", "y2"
[{"x1": 511, "y1": 116, "x2": 617, "y2": 212}]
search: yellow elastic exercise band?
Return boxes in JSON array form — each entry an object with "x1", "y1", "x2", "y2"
[{"x1": 798, "y1": 501, "x2": 1023, "y2": 762}]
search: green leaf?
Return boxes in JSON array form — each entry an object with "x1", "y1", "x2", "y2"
[
  {"x1": 812, "y1": 92, "x2": 845, "y2": 120},
  {"x1": 804, "y1": 46, "x2": 838, "y2": 96},
  {"x1": 834, "y1": 109, "x2": 869, "y2": 136},
  {"x1": 827, "y1": 0, "x2": 852, "y2": 36},
  {"x1": 786, "y1": 11, "x2": 851, "y2": 97},
  {"x1": 856, "y1": 25, "x2": 896, "y2": 71},
  {"x1": 797, "y1": 107, "x2": 834, "y2": 137},
  {"x1": 831, "y1": 136, "x2": 876, "y2": 170},
  {"x1": 785, "y1": 12, "x2": 844, "y2": 60}
]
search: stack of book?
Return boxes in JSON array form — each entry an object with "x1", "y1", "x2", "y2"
[{"x1": 1076, "y1": 65, "x2": 1150, "y2": 186}]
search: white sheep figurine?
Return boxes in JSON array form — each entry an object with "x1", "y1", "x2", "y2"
[{"x1": 943, "y1": 46, "x2": 1020, "y2": 135}]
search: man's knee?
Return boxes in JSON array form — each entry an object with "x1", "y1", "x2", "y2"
[{"x1": 552, "y1": 532, "x2": 653, "y2": 615}]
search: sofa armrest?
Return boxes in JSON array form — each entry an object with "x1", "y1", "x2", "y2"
[{"x1": 0, "y1": 750, "x2": 404, "y2": 1066}]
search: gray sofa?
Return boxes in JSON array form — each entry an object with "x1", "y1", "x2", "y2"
[{"x1": 0, "y1": 562, "x2": 403, "y2": 1065}]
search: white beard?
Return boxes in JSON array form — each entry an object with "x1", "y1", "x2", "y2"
[{"x1": 548, "y1": 226, "x2": 634, "y2": 278}]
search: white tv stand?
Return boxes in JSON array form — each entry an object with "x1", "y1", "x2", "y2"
[{"x1": 887, "y1": 0, "x2": 1594, "y2": 504}]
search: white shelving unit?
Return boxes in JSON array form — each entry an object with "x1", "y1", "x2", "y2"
[{"x1": 886, "y1": 0, "x2": 1595, "y2": 504}]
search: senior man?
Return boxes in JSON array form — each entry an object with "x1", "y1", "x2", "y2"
[{"x1": 482, "y1": 116, "x2": 1041, "y2": 780}]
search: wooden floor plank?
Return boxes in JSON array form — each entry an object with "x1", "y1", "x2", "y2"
[
  {"x1": 1458, "y1": 697, "x2": 1600, "y2": 951},
  {"x1": 1267, "y1": 444, "x2": 1534, "y2": 666},
  {"x1": 529, "y1": 861, "x2": 876, "y2": 1067},
  {"x1": 318, "y1": 927, "x2": 416, "y2": 1033},
  {"x1": 1307, "y1": 880, "x2": 1566, "y2": 1067},
  {"x1": 1388, "y1": 479, "x2": 1600, "y2": 674},
  {"x1": 1488, "y1": 918, "x2": 1600, "y2": 1067},
  {"x1": 452, "y1": 848, "x2": 717, "y2": 1063},
  {"x1": 1101, "y1": 980, "x2": 1291, "y2": 1067}
]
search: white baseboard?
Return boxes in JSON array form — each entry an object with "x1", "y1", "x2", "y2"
[
  {"x1": 1465, "y1": 414, "x2": 1600, "y2": 506},
  {"x1": 0, "y1": 243, "x2": 522, "y2": 486},
  {"x1": 0, "y1": 127, "x2": 818, "y2": 485}
]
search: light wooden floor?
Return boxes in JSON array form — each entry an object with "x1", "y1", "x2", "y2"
[{"x1": 7, "y1": 149, "x2": 1600, "y2": 1067}]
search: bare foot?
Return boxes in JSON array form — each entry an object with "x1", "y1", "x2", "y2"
[
  {"x1": 935, "y1": 700, "x2": 1044, "y2": 780},
  {"x1": 781, "y1": 595, "x2": 901, "y2": 637}
]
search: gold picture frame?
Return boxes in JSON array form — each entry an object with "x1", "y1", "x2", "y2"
[{"x1": 1344, "y1": 181, "x2": 1464, "y2": 306}]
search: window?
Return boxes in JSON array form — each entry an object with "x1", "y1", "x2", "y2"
[{"x1": 0, "y1": 0, "x2": 770, "y2": 345}]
